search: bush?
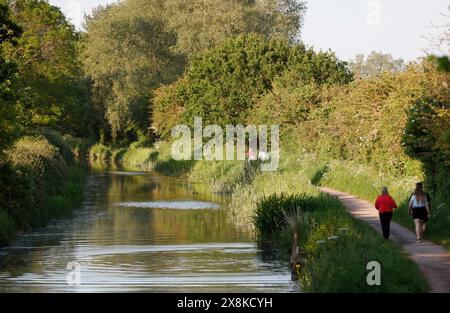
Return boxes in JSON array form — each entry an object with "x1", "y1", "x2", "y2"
[
  {"x1": 256, "y1": 61, "x2": 450, "y2": 248},
  {"x1": 30, "y1": 128, "x2": 74, "y2": 164},
  {"x1": 152, "y1": 34, "x2": 352, "y2": 137},
  {"x1": 7, "y1": 136, "x2": 68, "y2": 196},
  {"x1": 255, "y1": 193, "x2": 315, "y2": 242},
  {"x1": 0, "y1": 135, "x2": 85, "y2": 236},
  {"x1": 89, "y1": 143, "x2": 112, "y2": 161},
  {"x1": 63, "y1": 134, "x2": 90, "y2": 160}
]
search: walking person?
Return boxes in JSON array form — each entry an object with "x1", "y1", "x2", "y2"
[
  {"x1": 409, "y1": 182, "x2": 431, "y2": 210},
  {"x1": 408, "y1": 183, "x2": 430, "y2": 243},
  {"x1": 375, "y1": 187, "x2": 398, "y2": 240}
]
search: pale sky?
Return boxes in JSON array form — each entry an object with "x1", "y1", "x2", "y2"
[{"x1": 49, "y1": 0, "x2": 449, "y2": 61}]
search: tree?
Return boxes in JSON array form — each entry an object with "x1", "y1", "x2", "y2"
[
  {"x1": 124, "y1": 0, "x2": 306, "y2": 55},
  {"x1": 82, "y1": 0, "x2": 307, "y2": 143},
  {"x1": 0, "y1": 1, "x2": 21, "y2": 153},
  {"x1": 152, "y1": 34, "x2": 353, "y2": 137},
  {"x1": 160, "y1": 0, "x2": 306, "y2": 54},
  {"x1": 349, "y1": 51, "x2": 405, "y2": 78},
  {"x1": 2, "y1": 0, "x2": 89, "y2": 135},
  {"x1": 82, "y1": 5, "x2": 178, "y2": 142}
]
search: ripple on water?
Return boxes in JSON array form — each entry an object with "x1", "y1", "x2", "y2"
[
  {"x1": 118, "y1": 200, "x2": 220, "y2": 210},
  {"x1": 108, "y1": 171, "x2": 149, "y2": 176}
]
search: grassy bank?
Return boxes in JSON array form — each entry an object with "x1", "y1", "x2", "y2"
[{"x1": 0, "y1": 132, "x2": 87, "y2": 246}]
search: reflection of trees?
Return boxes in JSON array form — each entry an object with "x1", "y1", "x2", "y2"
[{"x1": 83, "y1": 172, "x2": 247, "y2": 245}]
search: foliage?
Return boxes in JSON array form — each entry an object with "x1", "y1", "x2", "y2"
[
  {"x1": 403, "y1": 96, "x2": 450, "y2": 224},
  {"x1": 0, "y1": 134, "x2": 86, "y2": 245},
  {"x1": 152, "y1": 34, "x2": 352, "y2": 137},
  {"x1": 127, "y1": 0, "x2": 307, "y2": 55},
  {"x1": 83, "y1": 0, "x2": 307, "y2": 142},
  {"x1": 30, "y1": 128, "x2": 75, "y2": 163},
  {"x1": 2, "y1": 0, "x2": 89, "y2": 135},
  {"x1": 260, "y1": 61, "x2": 449, "y2": 247},
  {"x1": 82, "y1": 6, "x2": 178, "y2": 141},
  {"x1": 348, "y1": 51, "x2": 406, "y2": 78},
  {"x1": 89, "y1": 143, "x2": 112, "y2": 161},
  {"x1": 0, "y1": 134, "x2": 86, "y2": 240},
  {"x1": 254, "y1": 193, "x2": 315, "y2": 242},
  {"x1": 403, "y1": 97, "x2": 450, "y2": 161},
  {"x1": 0, "y1": 208, "x2": 15, "y2": 245},
  {"x1": 0, "y1": 1, "x2": 21, "y2": 153},
  {"x1": 7, "y1": 136, "x2": 68, "y2": 196}
]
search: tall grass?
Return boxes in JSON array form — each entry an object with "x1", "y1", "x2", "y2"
[{"x1": 0, "y1": 210, "x2": 15, "y2": 246}]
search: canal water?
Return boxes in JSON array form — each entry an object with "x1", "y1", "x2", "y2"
[{"x1": 0, "y1": 168, "x2": 299, "y2": 292}]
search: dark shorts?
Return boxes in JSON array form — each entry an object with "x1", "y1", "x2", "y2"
[{"x1": 413, "y1": 207, "x2": 429, "y2": 222}]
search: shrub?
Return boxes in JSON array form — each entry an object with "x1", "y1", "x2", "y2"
[
  {"x1": 152, "y1": 34, "x2": 352, "y2": 137},
  {"x1": 63, "y1": 134, "x2": 90, "y2": 160},
  {"x1": 255, "y1": 193, "x2": 319, "y2": 242},
  {"x1": 30, "y1": 128, "x2": 74, "y2": 164},
  {"x1": 152, "y1": 79, "x2": 188, "y2": 139},
  {"x1": 7, "y1": 136, "x2": 68, "y2": 196},
  {"x1": 89, "y1": 143, "x2": 112, "y2": 161},
  {"x1": 0, "y1": 135, "x2": 85, "y2": 237},
  {"x1": 44, "y1": 165, "x2": 85, "y2": 218}
]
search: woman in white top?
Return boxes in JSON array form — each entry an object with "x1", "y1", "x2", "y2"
[{"x1": 408, "y1": 185, "x2": 430, "y2": 243}]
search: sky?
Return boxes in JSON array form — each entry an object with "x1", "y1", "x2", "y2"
[{"x1": 49, "y1": 0, "x2": 449, "y2": 61}]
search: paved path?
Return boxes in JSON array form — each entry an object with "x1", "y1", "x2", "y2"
[{"x1": 320, "y1": 187, "x2": 450, "y2": 293}]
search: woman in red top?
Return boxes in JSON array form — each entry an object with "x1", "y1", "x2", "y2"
[{"x1": 375, "y1": 187, "x2": 398, "y2": 239}]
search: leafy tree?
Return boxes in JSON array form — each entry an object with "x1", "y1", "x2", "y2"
[
  {"x1": 0, "y1": 1, "x2": 21, "y2": 153},
  {"x1": 2, "y1": 0, "x2": 89, "y2": 135},
  {"x1": 152, "y1": 34, "x2": 353, "y2": 137},
  {"x1": 160, "y1": 0, "x2": 306, "y2": 54},
  {"x1": 429, "y1": 55, "x2": 450, "y2": 73},
  {"x1": 82, "y1": 0, "x2": 307, "y2": 142},
  {"x1": 82, "y1": 6, "x2": 178, "y2": 142},
  {"x1": 124, "y1": 0, "x2": 306, "y2": 55},
  {"x1": 403, "y1": 95, "x2": 450, "y2": 208},
  {"x1": 349, "y1": 51, "x2": 406, "y2": 78}
]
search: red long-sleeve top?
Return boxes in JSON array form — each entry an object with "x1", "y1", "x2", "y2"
[{"x1": 375, "y1": 194, "x2": 398, "y2": 214}]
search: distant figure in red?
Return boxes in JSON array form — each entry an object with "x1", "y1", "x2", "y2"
[{"x1": 375, "y1": 187, "x2": 398, "y2": 239}]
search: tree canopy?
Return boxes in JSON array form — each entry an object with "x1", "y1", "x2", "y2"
[
  {"x1": 348, "y1": 51, "x2": 406, "y2": 78},
  {"x1": 2, "y1": 0, "x2": 89, "y2": 135},
  {"x1": 81, "y1": 0, "x2": 307, "y2": 143},
  {"x1": 152, "y1": 34, "x2": 353, "y2": 137},
  {"x1": 0, "y1": 1, "x2": 21, "y2": 152}
]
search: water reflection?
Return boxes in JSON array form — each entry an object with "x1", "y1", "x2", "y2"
[{"x1": 0, "y1": 165, "x2": 299, "y2": 292}]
